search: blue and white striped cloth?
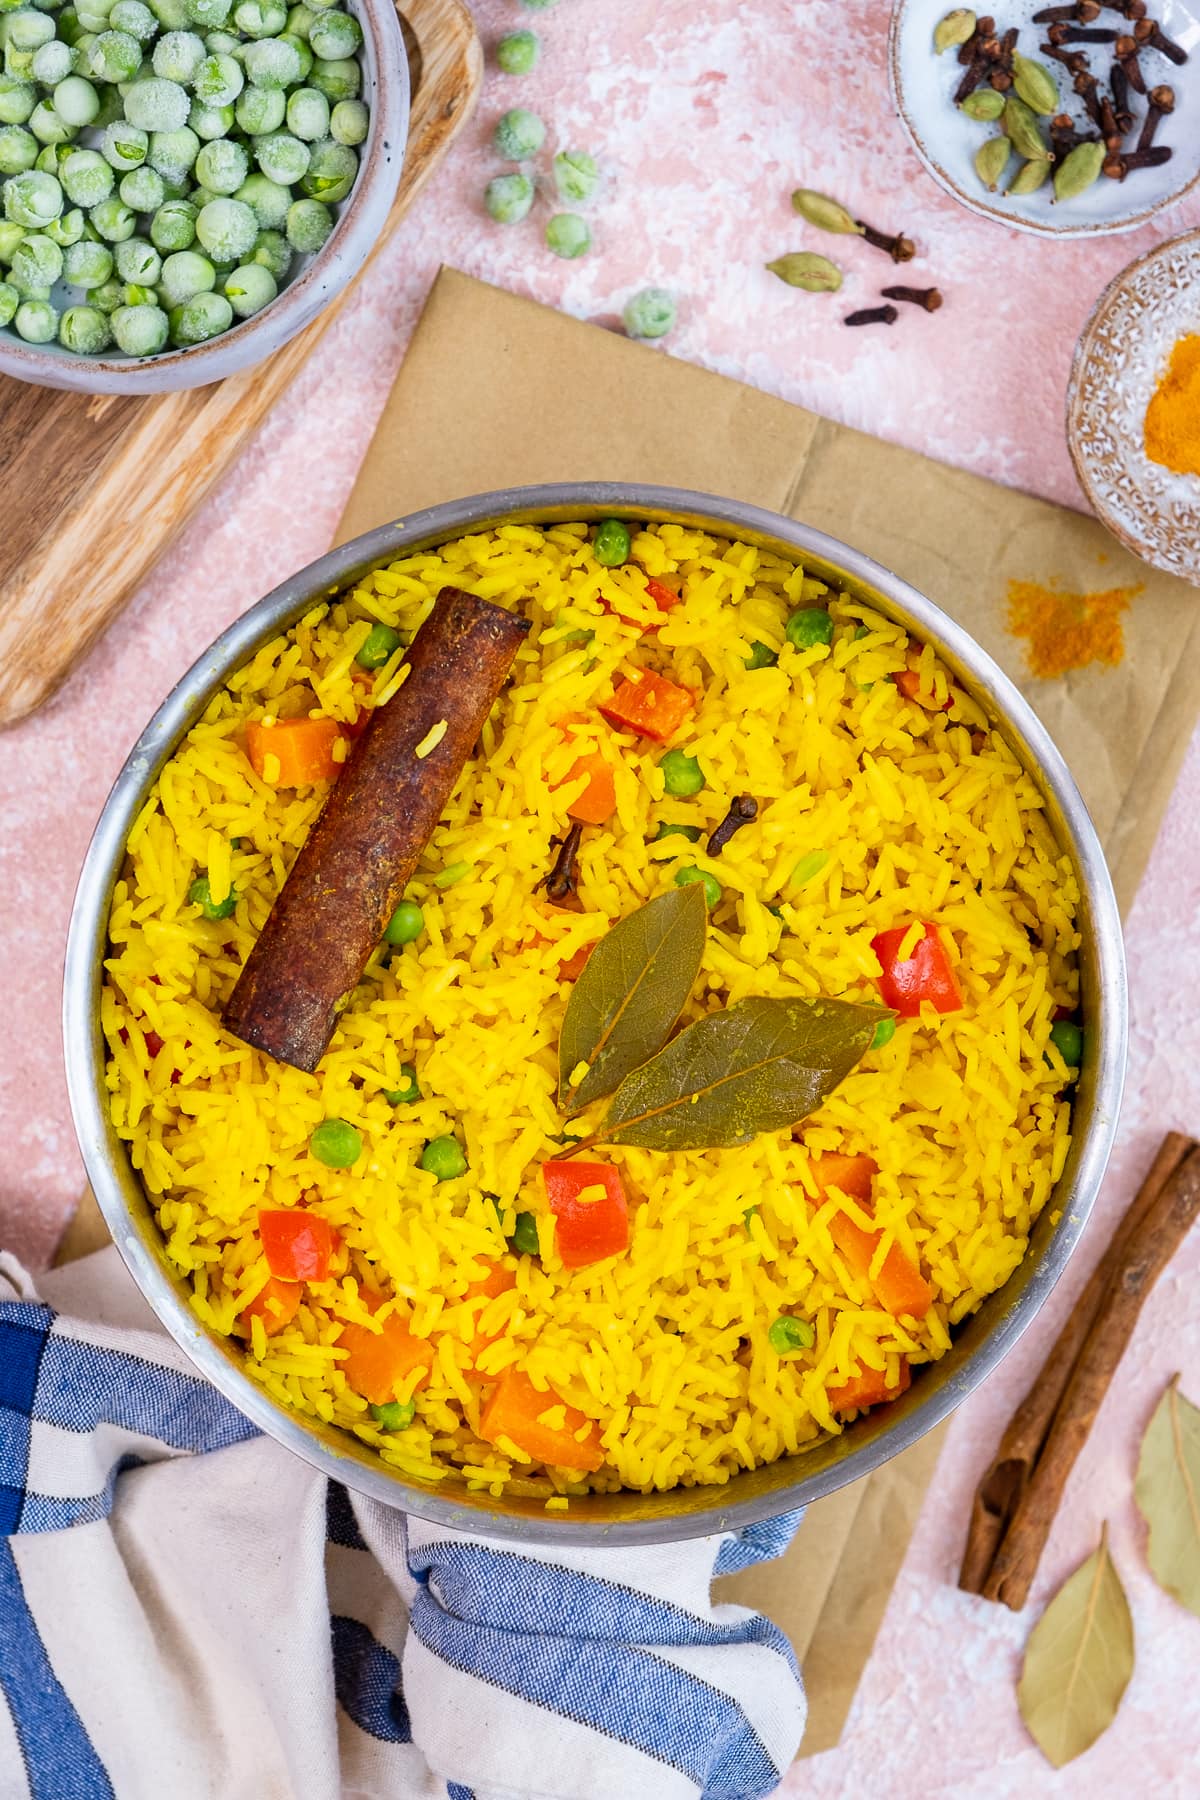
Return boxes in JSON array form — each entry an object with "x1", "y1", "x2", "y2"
[{"x1": 0, "y1": 1247, "x2": 806, "y2": 1799}]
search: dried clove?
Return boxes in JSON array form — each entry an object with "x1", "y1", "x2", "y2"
[
  {"x1": 1097, "y1": 89, "x2": 1121, "y2": 145},
  {"x1": 1110, "y1": 60, "x2": 1134, "y2": 129},
  {"x1": 957, "y1": 14, "x2": 996, "y2": 64},
  {"x1": 855, "y1": 220, "x2": 916, "y2": 262},
  {"x1": 1049, "y1": 111, "x2": 1084, "y2": 156},
  {"x1": 537, "y1": 822, "x2": 585, "y2": 909},
  {"x1": 1032, "y1": 0, "x2": 1101, "y2": 17},
  {"x1": 1042, "y1": 41, "x2": 1091, "y2": 72},
  {"x1": 1138, "y1": 82, "x2": 1176, "y2": 148},
  {"x1": 1102, "y1": 143, "x2": 1173, "y2": 177},
  {"x1": 1073, "y1": 68, "x2": 1106, "y2": 127},
  {"x1": 1115, "y1": 34, "x2": 1148, "y2": 92},
  {"x1": 707, "y1": 794, "x2": 759, "y2": 857},
  {"x1": 880, "y1": 284, "x2": 944, "y2": 311},
  {"x1": 1133, "y1": 17, "x2": 1189, "y2": 66},
  {"x1": 844, "y1": 305, "x2": 900, "y2": 327},
  {"x1": 955, "y1": 52, "x2": 989, "y2": 100},
  {"x1": 1048, "y1": 22, "x2": 1119, "y2": 42}
]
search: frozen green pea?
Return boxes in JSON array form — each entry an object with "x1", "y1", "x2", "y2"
[
  {"x1": 185, "y1": 0, "x2": 232, "y2": 25},
  {"x1": 496, "y1": 29, "x2": 538, "y2": 75},
  {"x1": 119, "y1": 163, "x2": 164, "y2": 209},
  {"x1": 282, "y1": 192, "x2": 327, "y2": 249},
  {"x1": 111, "y1": 0, "x2": 159, "y2": 39},
  {"x1": 306, "y1": 7, "x2": 358, "y2": 58},
  {"x1": 120, "y1": 280, "x2": 156, "y2": 304},
  {"x1": 286, "y1": 2, "x2": 314, "y2": 34},
  {"x1": 194, "y1": 135, "x2": 247, "y2": 193},
  {"x1": 484, "y1": 171, "x2": 532, "y2": 224},
  {"x1": 159, "y1": 245, "x2": 213, "y2": 302},
  {"x1": 623, "y1": 286, "x2": 676, "y2": 339},
  {"x1": 114, "y1": 234, "x2": 160, "y2": 281},
  {"x1": 110, "y1": 297, "x2": 169, "y2": 352},
  {"x1": 125, "y1": 77, "x2": 191, "y2": 129},
  {"x1": 520, "y1": 0, "x2": 557, "y2": 7},
  {"x1": 309, "y1": 54, "x2": 356, "y2": 100},
  {"x1": 33, "y1": 144, "x2": 67, "y2": 176},
  {"x1": 58, "y1": 301, "x2": 112, "y2": 352},
  {"x1": 554, "y1": 149, "x2": 597, "y2": 204},
  {"x1": 64, "y1": 235, "x2": 112, "y2": 283},
  {"x1": 169, "y1": 283, "x2": 230, "y2": 340},
  {"x1": 6, "y1": 13, "x2": 55, "y2": 50},
  {"x1": 234, "y1": 82, "x2": 283, "y2": 132},
  {"x1": 243, "y1": 36, "x2": 300, "y2": 88},
  {"x1": 89, "y1": 274, "x2": 125, "y2": 310},
  {"x1": 101, "y1": 118, "x2": 147, "y2": 167},
  {"x1": 279, "y1": 31, "x2": 312, "y2": 77},
  {"x1": 0, "y1": 219, "x2": 23, "y2": 259},
  {"x1": 62, "y1": 145, "x2": 114, "y2": 206},
  {"x1": 299, "y1": 136, "x2": 354, "y2": 201},
  {"x1": 86, "y1": 28, "x2": 141, "y2": 80},
  {"x1": 28, "y1": 101, "x2": 77, "y2": 145},
  {"x1": 14, "y1": 295, "x2": 56, "y2": 340},
  {"x1": 74, "y1": 0, "x2": 117, "y2": 25},
  {"x1": 0, "y1": 279, "x2": 16, "y2": 324},
  {"x1": 3, "y1": 49, "x2": 35, "y2": 86},
  {"x1": 190, "y1": 52, "x2": 240, "y2": 105},
  {"x1": 493, "y1": 106, "x2": 543, "y2": 160},
  {"x1": 233, "y1": 0, "x2": 286, "y2": 33},
  {"x1": 328, "y1": 95, "x2": 364, "y2": 145},
  {"x1": 253, "y1": 128, "x2": 307, "y2": 183},
  {"x1": 222, "y1": 256, "x2": 272, "y2": 314},
  {"x1": 46, "y1": 205, "x2": 85, "y2": 245},
  {"x1": 545, "y1": 211, "x2": 589, "y2": 258},
  {"x1": 90, "y1": 195, "x2": 137, "y2": 240},
  {"x1": 149, "y1": 194, "x2": 195, "y2": 246},
  {"x1": 0, "y1": 123, "x2": 36, "y2": 174},
  {"x1": 148, "y1": 124, "x2": 199, "y2": 177},
  {"x1": 194, "y1": 194, "x2": 255, "y2": 258},
  {"x1": 234, "y1": 169, "x2": 288, "y2": 225},
  {"x1": 93, "y1": 84, "x2": 128, "y2": 132},
  {"x1": 4, "y1": 168, "x2": 62, "y2": 227},
  {"x1": 152, "y1": 29, "x2": 205, "y2": 80},
  {"x1": 0, "y1": 76, "x2": 35, "y2": 125},
  {"x1": 57, "y1": 9, "x2": 88, "y2": 45},
  {"x1": 285, "y1": 84, "x2": 326, "y2": 140},
  {"x1": 185, "y1": 100, "x2": 231, "y2": 139},
  {"x1": 251, "y1": 222, "x2": 289, "y2": 274},
  {"x1": 31, "y1": 41, "x2": 74, "y2": 85},
  {"x1": 189, "y1": 182, "x2": 218, "y2": 208},
  {"x1": 9, "y1": 231, "x2": 61, "y2": 291},
  {"x1": 202, "y1": 27, "x2": 238, "y2": 53}
]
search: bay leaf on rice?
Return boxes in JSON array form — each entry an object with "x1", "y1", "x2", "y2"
[
  {"x1": 558, "y1": 882, "x2": 708, "y2": 1114},
  {"x1": 1135, "y1": 1374, "x2": 1200, "y2": 1619},
  {"x1": 1017, "y1": 1524, "x2": 1134, "y2": 1768}
]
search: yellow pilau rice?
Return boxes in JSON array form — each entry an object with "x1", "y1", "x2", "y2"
[{"x1": 102, "y1": 521, "x2": 1081, "y2": 1502}]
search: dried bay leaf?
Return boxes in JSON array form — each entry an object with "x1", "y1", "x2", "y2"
[
  {"x1": 1135, "y1": 1375, "x2": 1200, "y2": 1619},
  {"x1": 571, "y1": 994, "x2": 880, "y2": 1154},
  {"x1": 1017, "y1": 1525, "x2": 1134, "y2": 1769},
  {"x1": 558, "y1": 882, "x2": 707, "y2": 1114}
]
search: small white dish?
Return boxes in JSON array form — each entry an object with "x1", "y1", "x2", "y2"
[
  {"x1": 1067, "y1": 227, "x2": 1200, "y2": 583},
  {"x1": 890, "y1": 0, "x2": 1200, "y2": 237}
]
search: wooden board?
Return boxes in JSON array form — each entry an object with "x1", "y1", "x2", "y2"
[{"x1": 0, "y1": 0, "x2": 481, "y2": 730}]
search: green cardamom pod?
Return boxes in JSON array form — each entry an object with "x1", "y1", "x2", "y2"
[
  {"x1": 961, "y1": 88, "x2": 1006, "y2": 121},
  {"x1": 1012, "y1": 53, "x2": 1060, "y2": 117},
  {"x1": 934, "y1": 7, "x2": 976, "y2": 54},
  {"x1": 790, "y1": 189, "x2": 863, "y2": 236},
  {"x1": 1008, "y1": 157, "x2": 1051, "y2": 195},
  {"x1": 974, "y1": 135, "x2": 1012, "y2": 192},
  {"x1": 765, "y1": 252, "x2": 843, "y2": 293},
  {"x1": 1053, "y1": 138, "x2": 1105, "y2": 201},
  {"x1": 1003, "y1": 95, "x2": 1051, "y2": 162}
]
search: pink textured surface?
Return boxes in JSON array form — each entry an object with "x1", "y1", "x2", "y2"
[{"x1": 2, "y1": 0, "x2": 1198, "y2": 1788}]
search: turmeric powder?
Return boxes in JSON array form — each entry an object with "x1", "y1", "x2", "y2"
[
  {"x1": 1144, "y1": 334, "x2": 1200, "y2": 478},
  {"x1": 1007, "y1": 579, "x2": 1141, "y2": 679}
]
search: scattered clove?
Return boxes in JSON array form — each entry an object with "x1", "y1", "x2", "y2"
[
  {"x1": 537, "y1": 822, "x2": 585, "y2": 909},
  {"x1": 1115, "y1": 34, "x2": 1147, "y2": 92},
  {"x1": 855, "y1": 220, "x2": 916, "y2": 262},
  {"x1": 1102, "y1": 143, "x2": 1173, "y2": 177},
  {"x1": 1031, "y1": 0, "x2": 1100, "y2": 18},
  {"x1": 1047, "y1": 22, "x2": 1119, "y2": 42},
  {"x1": 707, "y1": 795, "x2": 759, "y2": 858},
  {"x1": 844, "y1": 305, "x2": 899, "y2": 327},
  {"x1": 881, "y1": 284, "x2": 944, "y2": 311},
  {"x1": 1041, "y1": 41, "x2": 1091, "y2": 71},
  {"x1": 1133, "y1": 16, "x2": 1189, "y2": 65},
  {"x1": 1138, "y1": 81, "x2": 1175, "y2": 148}
]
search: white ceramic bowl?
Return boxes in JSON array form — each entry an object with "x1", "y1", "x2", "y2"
[
  {"x1": 1067, "y1": 227, "x2": 1200, "y2": 583},
  {"x1": 890, "y1": 0, "x2": 1200, "y2": 238},
  {"x1": 0, "y1": 0, "x2": 408, "y2": 394}
]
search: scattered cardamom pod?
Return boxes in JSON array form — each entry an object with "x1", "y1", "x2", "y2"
[
  {"x1": 1012, "y1": 53, "x2": 1060, "y2": 117},
  {"x1": 1003, "y1": 94, "x2": 1051, "y2": 162},
  {"x1": 1008, "y1": 156, "x2": 1051, "y2": 195},
  {"x1": 961, "y1": 87, "x2": 1006, "y2": 120},
  {"x1": 765, "y1": 252, "x2": 843, "y2": 293},
  {"x1": 975, "y1": 135, "x2": 1013, "y2": 191},
  {"x1": 934, "y1": 7, "x2": 976, "y2": 54},
  {"x1": 1053, "y1": 138, "x2": 1105, "y2": 201},
  {"x1": 790, "y1": 189, "x2": 864, "y2": 236}
]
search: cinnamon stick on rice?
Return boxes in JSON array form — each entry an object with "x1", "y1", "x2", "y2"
[
  {"x1": 223, "y1": 586, "x2": 529, "y2": 1072},
  {"x1": 959, "y1": 1130, "x2": 1197, "y2": 1596},
  {"x1": 960, "y1": 1135, "x2": 1200, "y2": 1611}
]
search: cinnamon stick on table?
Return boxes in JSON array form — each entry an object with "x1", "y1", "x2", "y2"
[
  {"x1": 960, "y1": 1135, "x2": 1200, "y2": 1610},
  {"x1": 223, "y1": 586, "x2": 529, "y2": 1072},
  {"x1": 959, "y1": 1130, "x2": 1196, "y2": 1595}
]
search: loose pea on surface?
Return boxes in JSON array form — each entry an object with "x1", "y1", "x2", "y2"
[
  {"x1": 593, "y1": 517, "x2": 630, "y2": 566},
  {"x1": 188, "y1": 873, "x2": 236, "y2": 919},
  {"x1": 384, "y1": 898, "x2": 424, "y2": 946},
  {"x1": 356, "y1": 621, "x2": 402, "y2": 670},
  {"x1": 623, "y1": 286, "x2": 675, "y2": 340},
  {"x1": 659, "y1": 748, "x2": 704, "y2": 797},
  {"x1": 553, "y1": 148, "x2": 597, "y2": 204},
  {"x1": 420, "y1": 1135, "x2": 467, "y2": 1182},
  {"x1": 674, "y1": 866, "x2": 721, "y2": 910},
  {"x1": 496, "y1": 29, "x2": 538, "y2": 74},
  {"x1": 310, "y1": 1117, "x2": 362, "y2": 1169},
  {"x1": 785, "y1": 606, "x2": 834, "y2": 650},
  {"x1": 545, "y1": 211, "x2": 589, "y2": 259},
  {"x1": 383, "y1": 1063, "x2": 420, "y2": 1106},
  {"x1": 493, "y1": 106, "x2": 544, "y2": 160},
  {"x1": 483, "y1": 171, "x2": 532, "y2": 224},
  {"x1": 768, "y1": 1315, "x2": 815, "y2": 1355}
]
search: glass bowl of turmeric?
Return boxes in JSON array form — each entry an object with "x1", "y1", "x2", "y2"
[{"x1": 1067, "y1": 227, "x2": 1200, "y2": 585}]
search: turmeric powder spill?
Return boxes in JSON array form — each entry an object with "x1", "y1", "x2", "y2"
[
  {"x1": 1144, "y1": 334, "x2": 1200, "y2": 479},
  {"x1": 1007, "y1": 579, "x2": 1141, "y2": 680}
]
